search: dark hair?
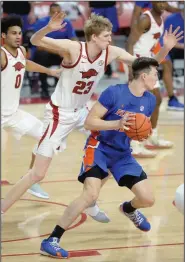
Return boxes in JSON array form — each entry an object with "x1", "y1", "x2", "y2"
[
  {"x1": 1, "y1": 15, "x2": 23, "y2": 34},
  {"x1": 132, "y1": 57, "x2": 159, "y2": 79},
  {"x1": 50, "y1": 3, "x2": 61, "y2": 10}
]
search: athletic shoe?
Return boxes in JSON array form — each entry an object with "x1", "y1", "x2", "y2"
[
  {"x1": 27, "y1": 183, "x2": 49, "y2": 199},
  {"x1": 40, "y1": 237, "x2": 69, "y2": 258},
  {"x1": 85, "y1": 203, "x2": 110, "y2": 223},
  {"x1": 131, "y1": 140, "x2": 157, "y2": 158},
  {"x1": 144, "y1": 135, "x2": 173, "y2": 150},
  {"x1": 119, "y1": 203, "x2": 151, "y2": 232},
  {"x1": 167, "y1": 97, "x2": 184, "y2": 111}
]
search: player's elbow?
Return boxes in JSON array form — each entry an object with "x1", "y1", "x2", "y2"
[
  {"x1": 84, "y1": 118, "x2": 91, "y2": 130},
  {"x1": 30, "y1": 35, "x2": 39, "y2": 46}
]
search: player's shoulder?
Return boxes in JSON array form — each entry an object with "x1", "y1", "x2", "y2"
[
  {"x1": 104, "y1": 84, "x2": 128, "y2": 98},
  {"x1": 144, "y1": 90, "x2": 156, "y2": 102}
]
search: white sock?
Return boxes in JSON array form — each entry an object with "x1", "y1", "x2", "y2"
[
  {"x1": 85, "y1": 204, "x2": 100, "y2": 216},
  {"x1": 152, "y1": 128, "x2": 158, "y2": 136}
]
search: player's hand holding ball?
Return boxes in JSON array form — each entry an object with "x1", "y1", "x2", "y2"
[
  {"x1": 123, "y1": 112, "x2": 152, "y2": 142},
  {"x1": 119, "y1": 112, "x2": 136, "y2": 131}
]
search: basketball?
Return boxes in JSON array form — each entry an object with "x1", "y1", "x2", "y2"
[
  {"x1": 124, "y1": 113, "x2": 152, "y2": 141},
  {"x1": 174, "y1": 184, "x2": 184, "y2": 215}
]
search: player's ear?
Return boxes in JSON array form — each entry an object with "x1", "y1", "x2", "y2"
[
  {"x1": 141, "y1": 72, "x2": 147, "y2": 81},
  {"x1": 1, "y1": 33, "x2": 6, "y2": 39}
]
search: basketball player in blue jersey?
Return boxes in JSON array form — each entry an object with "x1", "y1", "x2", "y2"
[{"x1": 40, "y1": 57, "x2": 158, "y2": 258}]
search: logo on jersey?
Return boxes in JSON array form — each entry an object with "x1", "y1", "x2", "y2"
[
  {"x1": 13, "y1": 62, "x2": 25, "y2": 71},
  {"x1": 140, "y1": 106, "x2": 144, "y2": 111},
  {"x1": 153, "y1": 32, "x2": 161, "y2": 39},
  {"x1": 80, "y1": 69, "x2": 98, "y2": 79},
  {"x1": 98, "y1": 60, "x2": 104, "y2": 66}
]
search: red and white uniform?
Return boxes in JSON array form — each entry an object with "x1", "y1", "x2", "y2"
[
  {"x1": 133, "y1": 10, "x2": 164, "y2": 88},
  {"x1": 37, "y1": 42, "x2": 108, "y2": 157},
  {"x1": 133, "y1": 10, "x2": 164, "y2": 58},
  {"x1": 1, "y1": 47, "x2": 43, "y2": 140}
]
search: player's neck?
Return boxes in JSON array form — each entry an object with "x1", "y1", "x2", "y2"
[
  {"x1": 3, "y1": 44, "x2": 18, "y2": 57},
  {"x1": 128, "y1": 81, "x2": 145, "y2": 97},
  {"x1": 86, "y1": 42, "x2": 102, "y2": 61},
  {"x1": 151, "y1": 9, "x2": 162, "y2": 23}
]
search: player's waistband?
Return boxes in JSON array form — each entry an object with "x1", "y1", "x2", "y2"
[{"x1": 49, "y1": 100, "x2": 84, "y2": 112}]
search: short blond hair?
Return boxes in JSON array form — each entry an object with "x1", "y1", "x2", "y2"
[{"x1": 84, "y1": 13, "x2": 113, "y2": 42}]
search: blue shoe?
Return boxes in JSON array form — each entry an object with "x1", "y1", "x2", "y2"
[
  {"x1": 119, "y1": 203, "x2": 151, "y2": 232},
  {"x1": 40, "y1": 237, "x2": 69, "y2": 258},
  {"x1": 167, "y1": 97, "x2": 184, "y2": 111},
  {"x1": 27, "y1": 183, "x2": 49, "y2": 199}
]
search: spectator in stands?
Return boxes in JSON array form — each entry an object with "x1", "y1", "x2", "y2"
[
  {"x1": 2, "y1": 1, "x2": 37, "y2": 32},
  {"x1": 88, "y1": 1, "x2": 123, "y2": 79},
  {"x1": 31, "y1": 3, "x2": 77, "y2": 99}
]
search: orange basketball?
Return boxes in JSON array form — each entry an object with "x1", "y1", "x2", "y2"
[{"x1": 124, "y1": 113, "x2": 152, "y2": 141}]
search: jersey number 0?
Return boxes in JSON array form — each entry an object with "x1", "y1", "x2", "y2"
[{"x1": 15, "y1": 74, "x2": 22, "y2": 89}]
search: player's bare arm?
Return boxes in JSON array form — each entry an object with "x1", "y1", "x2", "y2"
[
  {"x1": 20, "y1": 46, "x2": 62, "y2": 78},
  {"x1": 84, "y1": 101, "x2": 135, "y2": 131},
  {"x1": 1, "y1": 49, "x2": 7, "y2": 69},
  {"x1": 126, "y1": 14, "x2": 151, "y2": 55},
  {"x1": 30, "y1": 12, "x2": 80, "y2": 63}
]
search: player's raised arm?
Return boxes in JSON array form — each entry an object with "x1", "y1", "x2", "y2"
[{"x1": 30, "y1": 11, "x2": 78, "y2": 53}]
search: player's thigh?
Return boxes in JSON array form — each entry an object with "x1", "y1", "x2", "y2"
[
  {"x1": 76, "y1": 107, "x2": 90, "y2": 136},
  {"x1": 37, "y1": 118, "x2": 75, "y2": 158},
  {"x1": 78, "y1": 148, "x2": 109, "y2": 184},
  {"x1": 110, "y1": 154, "x2": 143, "y2": 187}
]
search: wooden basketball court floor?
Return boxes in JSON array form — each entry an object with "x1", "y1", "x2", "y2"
[{"x1": 1, "y1": 97, "x2": 184, "y2": 262}]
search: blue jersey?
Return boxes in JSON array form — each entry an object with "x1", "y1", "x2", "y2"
[
  {"x1": 88, "y1": 84, "x2": 156, "y2": 153},
  {"x1": 32, "y1": 17, "x2": 76, "y2": 39},
  {"x1": 164, "y1": 13, "x2": 184, "y2": 44}
]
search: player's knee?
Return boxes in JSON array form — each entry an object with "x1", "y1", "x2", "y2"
[
  {"x1": 84, "y1": 188, "x2": 99, "y2": 205},
  {"x1": 29, "y1": 169, "x2": 45, "y2": 182},
  {"x1": 140, "y1": 195, "x2": 155, "y2": 207}
]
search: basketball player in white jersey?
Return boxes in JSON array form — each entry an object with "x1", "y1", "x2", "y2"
[
  {"x1": 126, "y1": 1, "x2": 175, "y2": 158},
  {"x1": 1, "y1": 15, "x2": 63, "y2": 199},
  {"x1": 1, "y1": 11, "x2": 183, "y2": 225}
]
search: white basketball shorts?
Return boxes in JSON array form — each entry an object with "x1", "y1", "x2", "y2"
[
  {"x1": 1, "y1": 109, "x2": 43, "y2": 140},
  {"x1": 36, "y1": 101, "x2": 90, "y2": 158}
]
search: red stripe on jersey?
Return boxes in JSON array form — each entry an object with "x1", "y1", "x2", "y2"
[
  {"x1": 104, "y1": 46, "x2": 109, "y2": 72},
  {"x1": 85, "y1": 42, "x2": 103, "y2": 64}
]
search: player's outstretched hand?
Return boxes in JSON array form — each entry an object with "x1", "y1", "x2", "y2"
[
  {"x1": 119, "y1": 112, "x2": 136, "y2": 131},
  {"x1": 163, "y1": 24, "x2": 184, "y2": 51},
  {"x1": 48, "y1": 68, "x2": 63, "y2": 78},
  {"x1": 47, "y1": 11, "x2": 67, "y2": 32}
]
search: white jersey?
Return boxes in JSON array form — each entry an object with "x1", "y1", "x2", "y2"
[
  {"x1": 1, "y1": 47, "x2": 26, "y2": 116},
  {"x1": 51, "y1": 41, "x2": 108, "y2": 109},
  {"x1": 133, "y1": 10, "x2": 164, "y2": 57}
]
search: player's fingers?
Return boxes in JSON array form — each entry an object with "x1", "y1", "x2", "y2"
[
  {"x1": 123, "y1": 126, "x2": 129, "y2": 130},
  {"x1": 176, "y1": 36, "x2": 184, "y2": 42},
  {"x1": 175, "y1": 30, "x2": 183, "y2": 38},
  {"x1": 169, "y1": 24, "x2": 172, "y2": 34},
  {"x1": 173, "y1": 26, "x2": 181, "y2": 35}
]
